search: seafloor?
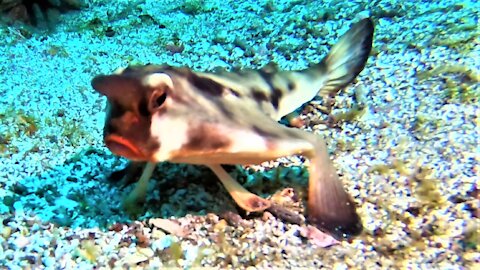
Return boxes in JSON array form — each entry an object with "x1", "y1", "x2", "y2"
[{"x1": 0, "y1": 0, "x2": 479, "y2": 269}]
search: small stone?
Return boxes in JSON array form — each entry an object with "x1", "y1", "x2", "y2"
[
  {"x1": 13, "y1": 235, "x2": 30, "y2": 249},
  {"x1": 138, "y1": 247, "x2": 154, "y2": 258},
  {"x1": 42, "y1": 257, "x2": 55, "y2": 268},
  {"x1": 124, "y1": 252, "x2": 149, "y2": 265},
  {"x1": 262, "y1": 211, "x2": 275, "y2": 221},
  {"x1": 152, "y1": 235, "x2": 174, "y2": 251},
  {"x1": 384, "y1": 92, "x2": 394, "y2": 102},
  {"x1": 135, "y1": 232, "x2": 150, "y2": 248},
  {"x1": 105, "y1": 27, "x2": 115, "y2": 37},
  {"x1": 213, "y1": 219, "x2": 228, "y2": 232},
  {"x1": 149, "y1": 218, "x2": 189, "y2": 237},
  {"x1": 109, "y1": 223, "x2": 125, "y2": 232},
  {"x1": 1, "y1": 226, "x2": 12, "y2": 239},
  {"x1": 151, "y1": 228, "x2": 166, "y2": 239}
]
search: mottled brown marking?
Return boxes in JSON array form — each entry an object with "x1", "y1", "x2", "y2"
[
  {"x1": 262, "y1": 62, "x2": 278, "y2": 73},
  {"x1": 251, "y1": 124, "x2": 277, "y2": 138},
  {"x1": 92, "y1": 75, "x2": 144, "y2": 108},
  {"x1": 246, "y1": 197, "x2": 271, "y2": 211},
  {"x1": 287, "y1": 81, "x2": 295, "y2": 91},
  {"x1": 183, "y1": 124, "x2": 231, "y2": 151},
  {"x1": 271, "y1": 88, "x2": 283, "y2": 109},
  {"x1": 251, "y1": 88, "x2": 269, "y2": 103},
  {"x1": 186, "y1": 72, "x2": 225, "y2": 96}
]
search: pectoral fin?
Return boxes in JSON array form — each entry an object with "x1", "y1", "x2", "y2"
[
  {"x1": 123, "y1": 162, "x2": 156, "y2": 217},
  {"x1": 208, "y1": 165, "x2": 271, "y2": 213}
]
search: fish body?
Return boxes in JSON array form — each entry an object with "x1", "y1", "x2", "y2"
[{"x1": 92, "y1": 18, "x2": 374, "y2": 239}]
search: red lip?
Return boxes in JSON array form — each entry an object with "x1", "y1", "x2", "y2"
[{"x1": 105, "y1": 135, "x2": 145, "y2": 160}]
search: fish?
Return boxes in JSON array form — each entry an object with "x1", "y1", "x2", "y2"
[{"x1": 91, "y1": 18, "x2": 374, "y2": 239}]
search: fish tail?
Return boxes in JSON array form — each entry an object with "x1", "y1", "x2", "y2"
[{"x1": 315, "y1": 18, "x2": 374, "y2": 97}]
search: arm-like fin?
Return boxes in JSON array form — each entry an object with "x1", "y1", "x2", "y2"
[
  {"x1": 123, "y1": 162, "x2": 156, "y2": 217},
  {"x1": 208, "y1": 164, "x2": 271, "y2": 213}
]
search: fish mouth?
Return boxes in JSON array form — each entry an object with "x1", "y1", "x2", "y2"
[{"x1": 105, "y1": 135, "x2": 146, "y2": 161}]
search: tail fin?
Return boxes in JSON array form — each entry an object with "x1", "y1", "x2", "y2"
[{"x1": 316, "y1": 18, "x2": 374, "y2": 97}]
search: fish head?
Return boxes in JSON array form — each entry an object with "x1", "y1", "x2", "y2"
[
  {"x1": 91, "y1": 66, "x2": 175, "y2": 162},
  {"x1": 91, "y1": 65, "x2": 259, "y2": 164}
]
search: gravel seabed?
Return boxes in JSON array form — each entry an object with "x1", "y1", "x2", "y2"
[{"x1": 0, "y1": 0, "x2": 479, "y2": 269}]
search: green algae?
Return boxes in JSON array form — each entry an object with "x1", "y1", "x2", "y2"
[
  {"x1": 178, "y1": 0, "x2": 215, "y2": 15},
  {"x1": 427, "y1": 18, "x2": 480, "y2": 54},
  {"x1": 0, "y1": 109, "x2": 39, "y2": 154},
  {"x1": 417, "y1": 65, "x2": 480, "y2": 104}
]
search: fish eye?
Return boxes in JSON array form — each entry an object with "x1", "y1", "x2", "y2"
[{"x1": 149, "y1": 90, "x2": 167, "y2": 111}]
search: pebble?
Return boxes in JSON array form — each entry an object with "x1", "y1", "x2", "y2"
[{"x1": 12, "y1": 235, "x2": 29, "y2": 249}]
